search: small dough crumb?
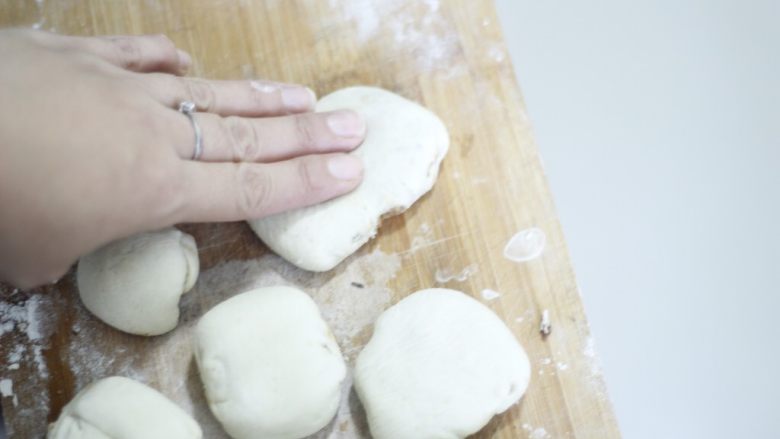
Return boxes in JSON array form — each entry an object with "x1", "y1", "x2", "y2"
[{"x1": 540, "y1": 309, "x2": 552, "y2": 336}]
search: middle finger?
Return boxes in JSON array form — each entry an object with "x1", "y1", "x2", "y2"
[
  {"x1": 145, "y1": 74, "x2": 317, "y2": 117},
  {"x1": 169, "y1": 109, "x2": 367, "y2": 163}
]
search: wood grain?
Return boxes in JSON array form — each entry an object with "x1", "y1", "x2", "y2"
[{"x1": 0, "y1": 1, "x2": 621, "y2": 438}]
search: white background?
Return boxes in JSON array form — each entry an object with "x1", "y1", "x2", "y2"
[{"x1": 494, "y1": 0, "x2": 780, "y2": 438}]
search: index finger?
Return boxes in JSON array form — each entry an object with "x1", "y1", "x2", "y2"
[{"x1": 173, "y1": 153, "x2": 364, "y2": 223}]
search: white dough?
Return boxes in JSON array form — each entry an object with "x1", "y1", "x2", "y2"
[
  {"x1": 354, "y1": 288, "x2": 531, "y2": 439},
  {"x1": 193, "y1": 286, "x2": 346, "y2": 439},
  {"x1": 249, "y1": 86, "x2": 449, "y2": 271},
  {"x1": 47, "y1": 376, "x2": 202, "y2": 439},
  {"x1": 77, "y1": 228, "x2": 199, "y2": 336}
]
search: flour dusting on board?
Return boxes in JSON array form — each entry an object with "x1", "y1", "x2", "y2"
[
  {"x1": 0, "y1": 291, "x2": 58, "y2": 434},
  {"x1": 409, "y1": 222, "x2": 434, "y2": 252},
  {"x1": 0, "y1": 250, "x2": 400, "y2": 438},
  {"x1": 583, "y1": 335, "x2": 603, "y2": 376},
  {"x1": 580, "y1": 335, "x2": 611, "y2": 403},
  {"x1": 522, "y1": 423, "x2": 551, "y2": 439},
  {"x1": 434, "y1": 264, "x2": 477, "y2": 283},
  {"x1": 480, "y1": 288, "x2": 501, "y2": 301},
  {"x1": 0, "y1": 294, "x2": 53, "y2": 379},
  {"x1": 332, "y1": 0, "x2": 461, "y2": 74},
  {"x1": 0, "y1": 378, "x2": 17, "y2": 407}
]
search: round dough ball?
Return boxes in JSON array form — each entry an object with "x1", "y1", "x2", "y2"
[
  {"x1": 249, "y1": 86, "x2": 449, "y2": 271},
  {"x1": 354, "y1": 288, "x2": 531, "y2": 439},
  {"x1": 47, "y1": 376, "x2": 202, "y2": 439},
  {"x1": 193, "y1": 286, "x2": 346, "y2": 439},
  {"x1": 77, "y1": 228, "x2": 199, "y2": 336}
]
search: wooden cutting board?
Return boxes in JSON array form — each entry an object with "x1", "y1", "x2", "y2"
[{"x1": 0, "y1": 1, "x2": 621, "y2": 438}]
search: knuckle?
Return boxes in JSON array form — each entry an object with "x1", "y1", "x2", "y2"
[
  {"x1": 152, "y1": 34, "x2": 178, "y2": 58},
  {"x1": 185, "y1": 79, "x2": 217, "y2": 112},
  {"x1": 247, "y1": 81, "x2": 276, "y2": 108},
  {"x1": 236, "y1": 164, "x2": 273, "y2": 217},
  {"x1": 153, "y1": 33, "x2": 173, "y2": 46},
  {"x1": 294, "y1": 114, "x2": 318, "y2": 148},
  {"x1": 297, "y1": 159, "x2": 318, "y2": 193},
  {"x1": 222, "y1": 117, "x2": 260, "y2": 161},
  {"x1": 112, "y1": 37, "x2": 142, "y2": 71}
]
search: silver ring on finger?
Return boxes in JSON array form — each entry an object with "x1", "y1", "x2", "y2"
[{"x1": 178, "y1": 101, "x2": 203, "y2": 160}]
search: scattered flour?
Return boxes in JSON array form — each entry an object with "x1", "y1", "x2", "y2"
[
  {"x1": 409, "y1": 222, "x2": 435, "y2": 252},
  {"x1": 332, "y1": 0, "x2": 461, "y2": 74},
  {"x1": 434, "y1": 264, "x2": 477, "y2": 283},
  {"x1": 522, "y1": 423, "x2": 551, "y2": 439},
  {"x1": 0, "y1": 301, "x2": 26, "y2": 338},
  {"x1": 0, "y1": 294, "x2": 51, "y2": 379},
  {"x1": 579, "y1": 335, "x2": 611, "y2": 403},
  {"x1": 515, "y1": 309, "x2": 534, "y2": 324},
  {"x1": 472, "y1": 176, "x2": 490, "y2": 185},
  {"x1": 584, "y1": 336, "x2": 603, "y2": 376},
  {"x1": 0, "y1": 378, "x2": 11, "y2": 394},
  {"x1": 0, "y1": 378, "x2": 17, "y2": 407},
  {"x1": 24, "y1": 295, "x2": 43, "y2": 341},
  {"x1": 31, "y1": 0, "x2": 45, "y2": 30},
  {"x1": 487, "y1": 45, "x2": 506, "y2": 63},
  {"x1": 480, "y1": 288, "x2": 501, "y2": 301}
]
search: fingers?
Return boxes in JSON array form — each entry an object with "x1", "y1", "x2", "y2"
[
  {"x1": 145, "y1": 75, "x2": 316, "y2": 116},
  {"x1": 169, "y1": 109, "x2": 366, "y2": 163},
  {"x1": 56, "y1": 34, "x2": 191, "y2": 74},
  {"x1": 175, "y1": 153, "x2": 364, "y2": 222}
]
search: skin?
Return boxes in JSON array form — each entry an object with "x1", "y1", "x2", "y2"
[{"x1": 0, "y1": 30, "x2": 366, "y2": 288}]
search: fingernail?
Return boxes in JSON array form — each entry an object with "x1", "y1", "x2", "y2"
[
  {"x1": 326, "y1": 110, "x2": 366, "y2": 138},
  {"x1": 177, "y1": 49, "x2": 192, "y2": 71},
  {"x1": 327, "y1": 155, "x2": 363, "y2": 180},
  {"x1": 281, "y1": 87, "x2": 316, "y2": 110}
]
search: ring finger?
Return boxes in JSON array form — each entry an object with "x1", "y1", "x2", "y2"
[
  {"x1": 144, "y1": 74, "x2": 317, "y2": 117},
  {"x1": 169, "y1": 109, "x2": 367, "y2": 163}
]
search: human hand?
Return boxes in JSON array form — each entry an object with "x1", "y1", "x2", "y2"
[{"x1": 0, "y1": 30, "x2": 366, "y2": 288}]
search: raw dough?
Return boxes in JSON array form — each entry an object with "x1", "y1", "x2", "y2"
[
  {"x1": 249, "y1": 86, "x2": 449, "y2": 271},
  {"x1": 47, "y1": 376, "x2": 202, "y2": 439},
  {"x1": 354, "y1": 288, "x2": 531, "y2": 439},
  {"x1": 193, "y1": 286, "x2": 346, "y2": 439},
  {"x1": 77, "y1": 228, "x2": 199, "y2": 336}
]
